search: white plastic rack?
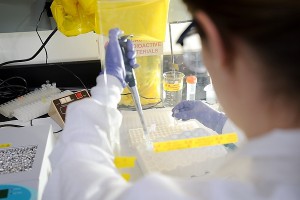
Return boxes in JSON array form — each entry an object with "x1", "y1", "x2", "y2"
[
  {"x1": 0, "y1": 83, "x2": 60, "y2": 118},
  {"x1": 0, "y1": 83, "x2": 73, "y2": 122},
  {"x1": 129, "y1": 119, "x2": 228, "y2": 177},
  {"x1": 14, "y1": 90, "x2": 73, "y2": 122}
]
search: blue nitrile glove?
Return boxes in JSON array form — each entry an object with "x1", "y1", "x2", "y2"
[
  {"x1": 101, "y1": 28, "x2": 137, "y2": 88},
  {"x1": 172, "y1": 100, "x2": 227, "y2": 134}
]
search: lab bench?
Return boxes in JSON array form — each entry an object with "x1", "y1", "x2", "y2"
[{"x1": 0, "y1": 58, "x2": 223, "y2": 199}]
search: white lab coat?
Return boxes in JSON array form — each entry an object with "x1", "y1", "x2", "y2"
[{"x1": 43, "y1": 75, "x2": 300, "y2": 200}]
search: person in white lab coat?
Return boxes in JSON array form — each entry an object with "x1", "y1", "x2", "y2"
[{"x1": 43, "y1": 0, "x2": 300, "y2": 199}]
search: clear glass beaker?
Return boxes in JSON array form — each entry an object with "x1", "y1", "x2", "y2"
[{"x1": 163, "y1": 71, "x2": 185, "y2": 107}]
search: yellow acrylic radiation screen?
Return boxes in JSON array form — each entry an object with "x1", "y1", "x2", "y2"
[
  {"x1": 51, "y1": 0, "x2": 169, "y2": 41},
  {"x1": 96, "y1": 0, "x2": 169, "y2": 41}
]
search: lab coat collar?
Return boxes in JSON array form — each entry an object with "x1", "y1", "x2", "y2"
[{"x1": 240, "y1": 129, "x2": 300, "y2": 158}]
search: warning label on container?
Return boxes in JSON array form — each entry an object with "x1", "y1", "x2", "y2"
[
  {"x1": 163, "y1": 83, "x2": 183, "y2": 92},
  {"x1": 133, "y1": 40, "x2": 163, "y2": 57}
]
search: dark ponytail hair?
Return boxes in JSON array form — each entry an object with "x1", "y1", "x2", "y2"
[{"x1": 183, "y1": 0, "x2": 300, "y2": 103}]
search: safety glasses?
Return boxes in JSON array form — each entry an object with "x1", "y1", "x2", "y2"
[
  {"x1": 176, "y1": 20, "x2": 198, "y2": 46},
  {"x1": 176, "y1": 20, "x2": 206, "y2": 73}
]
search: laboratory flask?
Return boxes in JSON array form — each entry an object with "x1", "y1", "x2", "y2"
[{"x1": 163, "y1": 71, "x2": 185, "y2": 107}]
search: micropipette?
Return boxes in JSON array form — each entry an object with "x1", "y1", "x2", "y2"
[{"x1": 118, "y1": 35, "x2": 149, "y2": 139}]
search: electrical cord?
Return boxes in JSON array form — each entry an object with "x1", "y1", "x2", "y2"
[
  {"x1": 0, "y1": 124, "x2": 25, "y2": 128},
  {"x1": 121, "y1": 93, "x2": 161, "y2": 100},
  {"x1": 30, "y1": 119, "x2": 63, "y2": 133},
  {"x1": 140, "y1": 96, "x2": 161, "y2": 100},
  {"x1": 0, "y1": 5, "x2": 82, "y2": 131},
  {"x1": 0, "y1": 120, "x2": 62, "y2": 133},
  {"x1": 120, "y1": 93, "x2": 162, "y2": 110},
  {"x1": 50, "y1": 63, "x2": 89, "y2": 91},
  {"x1": 54, "y1": 129, "x2": 63, "y2": 133},
  {"x1": 142, "y1": 99, "x2": 163, "y2": 110},
  {"x1": 0, "y1": 77, "x2": 28, "y2": 99},
  {"x1": 119, "y1": 99, "x2": 163, "y2": 111},
  {"x1": 36, "y1": 7, "x2": 48, "y2": 64},
  {"x1": 0, "y1": 122, "x2": 64, "y2": 133},
  {"x1": 36, "y1": 8, "x2": 89, "y2": 92},
  {"x1": 0, "y1": 27, "x2": 58, "y2": 68}
]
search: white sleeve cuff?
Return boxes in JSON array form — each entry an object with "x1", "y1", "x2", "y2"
[{"x1": 91, "y1": 74, "x2": 124, "y2": 108}]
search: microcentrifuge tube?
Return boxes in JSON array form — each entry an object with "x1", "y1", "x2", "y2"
[{"x1": 186, "y1": 75, "x2": 197, "y2": 100}]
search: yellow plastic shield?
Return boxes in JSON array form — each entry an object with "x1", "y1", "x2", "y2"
[
  {"x1": 51, "y1": 0, "x2": 170, "y2": 41},
  {"x1": 96, "y1": 0, "x2": 169, "y2": 41}
]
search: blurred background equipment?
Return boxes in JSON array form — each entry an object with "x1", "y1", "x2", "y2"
[
  {"x1": 0, "y1": 0, "x2": 54, "y2": 33},
  {"x1": 0, "y1": 125, "x2": 54, "y2": 200}
]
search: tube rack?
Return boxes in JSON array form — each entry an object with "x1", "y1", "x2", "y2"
[{"x1": 128, "y1": 120, "x2": 228, "y2": 177}]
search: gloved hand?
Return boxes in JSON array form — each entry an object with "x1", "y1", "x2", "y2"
[
  {"x1": 102, "y1": 28, "x2": 137, "y2": 88},
  {"x1": 172, "y1": 100, "x2": 227, "y2": 133}
]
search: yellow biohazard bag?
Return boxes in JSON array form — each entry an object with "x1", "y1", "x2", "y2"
[
  {"x1": 51, "y1": 0, "x2": 96, "y2": 36},
  {"x1": 51, "y1": 0, "x2": 169, "y2": 41}
]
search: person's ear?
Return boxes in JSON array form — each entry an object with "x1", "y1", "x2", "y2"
[{"x1": 195, "y1": 11, "x2": 228, "y2": 68}]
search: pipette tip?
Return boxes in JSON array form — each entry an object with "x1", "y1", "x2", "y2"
[{"x1": 142, "y1": 130, "x2": 153, "y2": 151}]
